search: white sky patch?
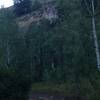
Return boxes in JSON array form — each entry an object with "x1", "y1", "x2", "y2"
[{"x1": 0, "y1": 0, "x2": 14, "y2": 8}]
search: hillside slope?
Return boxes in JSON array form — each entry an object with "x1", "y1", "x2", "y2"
[{"x1": 0, "y1": 0, "x2": 100, "y2": 100}]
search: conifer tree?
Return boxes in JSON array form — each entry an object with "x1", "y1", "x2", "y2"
[{"x1": 13, "y1": 0, "x2": 32, "y2": 16}]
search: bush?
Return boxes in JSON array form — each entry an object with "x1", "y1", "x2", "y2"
[
  {"x1": 32, "y1": 0, "x2": 42, "y2": 11},
  {"x1": 0, "y1": 68, "x2": 31, "y2": 100}
]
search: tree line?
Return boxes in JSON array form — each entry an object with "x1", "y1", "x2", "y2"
[{"x1": 0, "y1": 0, "x2": 100, "y2": 100}]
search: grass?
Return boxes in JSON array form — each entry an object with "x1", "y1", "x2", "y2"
[
  {"x1": 31, "y1": 76, "x2": 100, "y2": 100},
  {"x1": 31, "y1": 81, "x2": 81, "y2": 96},
  {"x1": 32, "y1": 83, "x2": 66, "y2": 93}
]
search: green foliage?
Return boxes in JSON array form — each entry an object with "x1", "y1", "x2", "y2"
[
  {"x1": 23, "y1": 0, "x2": 99, "y2": 83},
  {"x1": 0, "y1": 0, "x2": 100, "y2": 100},
  {"x1": 0, "y1": 9, "x2": 19, "y2": 68},
  {"x1": 31, "y1": 73, "x2": 100, "y2": 100},
  {"x1": 32, "y1": 0, "x2": 42, "y2": 11},
  {"x1": 0, "y1": 68, "x2": 31, "y2": 100},
  {"x1": 0, "y1": 9, "x2": 18, "y2": 37},
  {"x1": 14, "y1": 0, "x2": 32, "y2": 16}
]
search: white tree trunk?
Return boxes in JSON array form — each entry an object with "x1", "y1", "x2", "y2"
[{"x1": 91, "y1": 0, "x2": 100, "y2": 69}]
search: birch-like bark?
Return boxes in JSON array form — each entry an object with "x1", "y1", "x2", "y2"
[{"x1": 91, "y1": 0, "x2": 100, "y2": 69}]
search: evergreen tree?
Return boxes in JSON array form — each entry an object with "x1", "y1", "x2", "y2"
[
  {"x1": 13, "y1": 0, "x2": 32, "y2": 16},
  {"x1": 0, "y1": 9, "x2": 19, "y2": 68}
]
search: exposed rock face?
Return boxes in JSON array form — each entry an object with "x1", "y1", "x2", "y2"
[
  {"x1": 42, "y1": 1, "x2": 58, "y2": 24},
  {"x1": 17, "y1": 0, "x2": 58, "y2": 29},
  {"x1": 16, "y1": 11, "x2": 42, "y2": 29}
]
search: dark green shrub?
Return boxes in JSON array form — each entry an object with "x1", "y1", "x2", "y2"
[{"x1": 0, "y1": 68, "x2": 31, "y2": 100}]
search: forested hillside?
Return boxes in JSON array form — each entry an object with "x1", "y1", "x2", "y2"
[{"x1": 0, "y1": 0, "x2": 100, "y2": 100}]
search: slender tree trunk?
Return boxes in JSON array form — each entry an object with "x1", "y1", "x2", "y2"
[
  {"x1": 6, "y1": 40, "x2": 10, "y2": 68},
  {"x1": 91, "y1": 0, "x2": 100, "y2": 69}
]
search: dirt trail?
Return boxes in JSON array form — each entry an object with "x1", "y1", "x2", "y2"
[{"x1": 29, "y1": 92, "x2": 81, "y2": 100}]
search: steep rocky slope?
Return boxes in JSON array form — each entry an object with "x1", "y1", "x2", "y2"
[{"x1": 16, "y1": 0, "x2": 58, "y2": 31}]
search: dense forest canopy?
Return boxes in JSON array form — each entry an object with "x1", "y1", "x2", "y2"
[{"x1": 0, "y1": 0, "x2": 100, "y2": 100}]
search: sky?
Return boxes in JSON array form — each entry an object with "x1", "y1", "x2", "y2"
[{"x1": 0, "y1": 0, "x2": 14, "y2": 8}]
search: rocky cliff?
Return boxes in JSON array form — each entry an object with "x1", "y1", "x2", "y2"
[{"x1": 16, "y1": 0, "x2": 58, "y2": 30}]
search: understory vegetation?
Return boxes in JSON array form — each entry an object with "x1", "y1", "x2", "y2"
[{"x1": 0, "y1": 0, "x2": 100, "y2": 100}]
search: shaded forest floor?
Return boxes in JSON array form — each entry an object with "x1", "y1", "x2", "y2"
[
  {"x1": 29, "y1": 83, "x2": 81, "y2": 100},
  {"x1": 29, "y1": 92, "x2": 81, "y2": 100},
  {"x1": 29, "y1": 78, "x2": 100, "y2": 100}
]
